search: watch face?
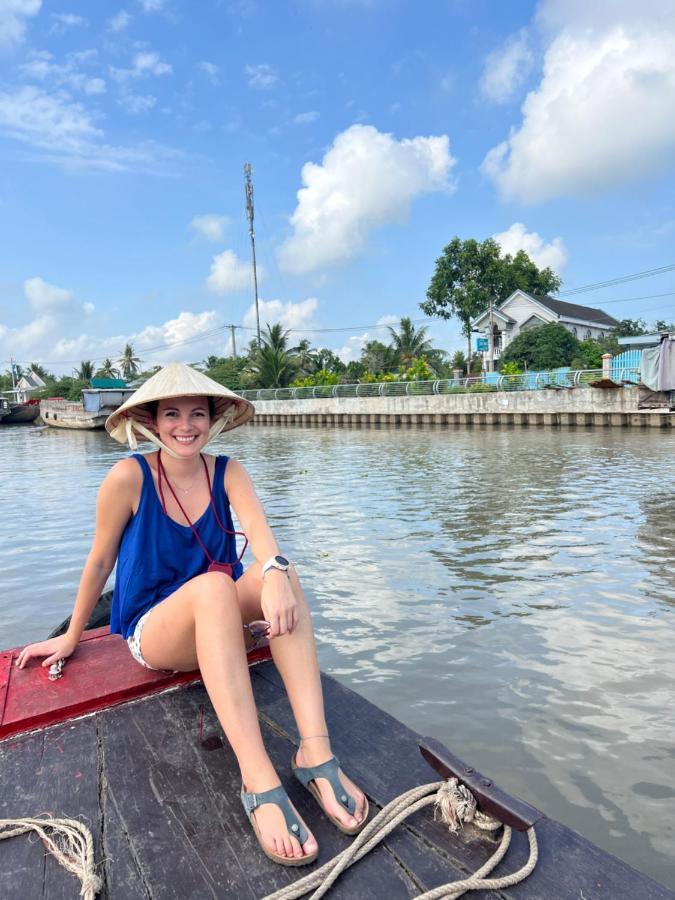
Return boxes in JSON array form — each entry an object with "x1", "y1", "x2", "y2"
[{"x1": 275, "y1": 555, "x2": 289, "y2": 566}]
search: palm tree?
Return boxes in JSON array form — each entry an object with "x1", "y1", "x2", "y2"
[
  {"x1": 96, "y1": 358, "x2": 119, "y2": 379},
  {"x1": 118, "y1": 343, "x2": 141, "y2": 380},
  {"x1": 246, "y1": 345, "x2": 296, "y2": 388},
  {"x1": 263, "y1": 323, "x2": 291, "y2": 352},
  {"x1": 387, "y1": 317, "x2": 435, "y2": 368},
  {"x1": 75, "y1": 361, "x2": 94, "y2": 381},
  {"x1": 293, "y1": 338, "x2": 317, "y2": 376}
]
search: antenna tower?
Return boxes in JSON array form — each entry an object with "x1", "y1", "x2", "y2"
[{"x1": 244, "y1": 163, "x2": 261, "y2": 348}]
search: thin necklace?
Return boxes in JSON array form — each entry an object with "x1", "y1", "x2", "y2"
[{"x1": 158, "y1": 452, "x2": 202, "y2": 494}]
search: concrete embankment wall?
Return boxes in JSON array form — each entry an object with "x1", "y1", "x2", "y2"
[{"x1": 249, "y1": 386, "x2": 675, "y2": 428}]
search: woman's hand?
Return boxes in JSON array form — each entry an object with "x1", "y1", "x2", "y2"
[
  {"x1": 260, "y1": 570, "x2": 298, "y2": 639},
  {"x1": 15, "y1": 634, "x2": 78, "y2": 669}
]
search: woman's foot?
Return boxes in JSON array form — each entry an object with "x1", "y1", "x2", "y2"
[
  {"x1": 295, "y1": 737, "x2": 367, "y2": 831},
  {"x1": 243, "y1": 773, "x2": 317, "y2": 861}
]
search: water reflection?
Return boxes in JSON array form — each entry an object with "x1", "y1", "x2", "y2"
[{"x1": 1, "y1": 423, "x2": 674, "y2": 888}]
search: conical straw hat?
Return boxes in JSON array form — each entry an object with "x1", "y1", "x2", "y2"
[{"x1": 106, "y1": 362, "x2": 254, "y2": 457}]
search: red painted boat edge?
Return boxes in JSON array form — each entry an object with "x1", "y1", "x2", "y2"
[{"x1": 1, "y1": 626, "x2": 271, "y2": 742}]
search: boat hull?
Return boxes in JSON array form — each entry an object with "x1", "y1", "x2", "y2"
[
  {"x1": 1, "y1": 401, "x2": 40, "y2": 424},
  {"x1": 40, "y1": 398, "x2": 106, "y2": 429}
]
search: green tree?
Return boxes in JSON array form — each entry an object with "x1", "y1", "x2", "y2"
[
  {"x1": 96, "y1": 358, "x2": 120, "y2": 379},
  {"x1": 75, "y1": 360, "x2": 94, "y2": 381},
  {"x1": 293, "y1": 338, "x2": 317, "y2": 376},
  {"x1": 654, "y1": 319, "x2": 675, "y2": 332},
  {"x1": 205, "y1": 356, "x2": 248, "y2": 391},
  {"x1": 387, "y1": 317, "x2": 435, "y2": 367},
  {"x1": 450, "y1": 350, "x2": 467, "y2": 373},
  {"x1": 421, "y1": 237, "x2": 561, "y2": 370},
  {"x1": 313, "y1": 348, "x2": 345, "y2": 374},
  {"x1": 244, "y1": 323, "x2": 297, "y2": 388},
  {"x1": 500, "y1": 323, "x2": 580, "y2": 370},
  {"x1": 360, "y1": 340, "x2": 398, "y2": 375},
  {"x1": 118, "y1": 343, "x2": 141, "y2": 379},
  {"x1": 613, "y1": 318, "x2": 648, "y2": 337}
]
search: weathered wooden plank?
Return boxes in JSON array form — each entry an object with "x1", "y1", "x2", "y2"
[
  {"x1": 252, "y1": 663, "x2": 675, "y2": 900},
  {"x1": 0, "y1": 717, "x2": 104, "y2": 900},
  {"x1": 154, "y1": 682, "x2": 421, "y2": 899}
]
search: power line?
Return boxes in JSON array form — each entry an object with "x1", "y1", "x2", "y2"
[{"x1": 557, "y1": 264, "x2": 675, "y2": 297}]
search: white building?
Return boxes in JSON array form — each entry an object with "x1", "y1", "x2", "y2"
[{"x1": 472, "y1": 290, "x2": 619, "y2": 366}]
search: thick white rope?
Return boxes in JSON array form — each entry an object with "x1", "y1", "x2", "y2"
[
  {"x1": 0, "y1": 816, "x2": 102, "y2": 899},
  {"x1": 263, "y1": 779, "x2": 538, "y2": 900}
]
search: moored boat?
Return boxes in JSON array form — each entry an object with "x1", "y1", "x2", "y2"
[
  {"x1": 41, "y1": 387, "x2": 136, "y2": 430},
  {"x1": 1, "y1": 603, "x2": 672, "y2": 899},
  {"x1": 0, "y1": 398, "x2": 40, "y2": 424}
]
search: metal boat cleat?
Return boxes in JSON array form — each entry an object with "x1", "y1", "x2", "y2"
[{"x1": 48, "y1": 658, "x2": 66, "y2": 681}]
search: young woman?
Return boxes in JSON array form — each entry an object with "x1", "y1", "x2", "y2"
[{"x1": 16, "y1": 362, "x2": 367, "y2": 866}]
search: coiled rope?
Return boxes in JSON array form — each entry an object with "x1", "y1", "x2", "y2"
[
  {"x1": 263, "y1": 778, "x2": 538, "y2": 900},
  {"x1": 0, "y1": 816, "x2": 102, "y2": 899}
]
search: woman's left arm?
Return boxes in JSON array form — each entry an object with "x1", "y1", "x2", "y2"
[{"x1": 225, "y1": 458, "x2": 298, "y2": 638}]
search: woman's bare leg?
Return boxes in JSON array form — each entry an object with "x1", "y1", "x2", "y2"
[
  {"x1": 235, "y1": 565, "x2": 367, "y2": 828},
  {"x1": 138, "y1": 571, "x2": 316, "y2": 860}
]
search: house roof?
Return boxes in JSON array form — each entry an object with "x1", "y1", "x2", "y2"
[
  {"x1": 531, "y1": 295, "x2": 619, "y2": 328},
  {"x1": 472, "y1": 307, "x2": 517, "y2": 327}
]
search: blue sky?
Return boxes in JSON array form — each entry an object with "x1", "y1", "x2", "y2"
[{"x1": 1, "y1": 0, "x2": 674, "y2": 374}]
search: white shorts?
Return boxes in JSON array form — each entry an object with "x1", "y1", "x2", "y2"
[{"x1": 126, "y1": 608, "x2": 162, "y2": 670}]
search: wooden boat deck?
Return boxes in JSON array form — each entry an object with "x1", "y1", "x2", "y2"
[{"x1": 1, "y1": 649, "x2": 673, "y2": 898}]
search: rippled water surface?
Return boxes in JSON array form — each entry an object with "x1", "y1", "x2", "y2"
[{"x1": 1, "y1": 422, "x2": 674, "y2": 888}]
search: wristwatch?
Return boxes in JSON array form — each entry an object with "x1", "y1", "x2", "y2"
[{"x1": 262, "y1": 555, "x2": 291, "y2": 579}]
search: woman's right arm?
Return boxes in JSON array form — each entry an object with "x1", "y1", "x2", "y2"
[{"x1": 16, "y1": 459, "x2": 139, "y2": 669}]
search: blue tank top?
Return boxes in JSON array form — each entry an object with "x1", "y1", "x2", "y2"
[{"x1": 110, "y1": 454, "x2": 244, "y2": 638}]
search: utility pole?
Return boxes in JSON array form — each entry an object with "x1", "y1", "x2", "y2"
[
  {"x1": 230, "y1": 324, "x2": 237, "y2": 358},
  {"x1": 244, "y1": 163, "x2": 261, "y2": 348},
  {"x1": 487, "y1": 297, "x2": 495, "y2": 373}
]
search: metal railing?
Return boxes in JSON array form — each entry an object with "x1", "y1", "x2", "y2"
[{"x1": 237, "y1": 367, "x2": 641, "y2": 402}]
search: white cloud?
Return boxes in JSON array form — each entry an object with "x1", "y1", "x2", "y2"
[
  {"x1": 198, "y1": 61, "x2": 220, "y2": 83},
  {"x1": 108, "y1": 10, "x2": 131, "y2": 32},
  {"x1": 0, "y1": 85, "x2": 101, "y2": 151},
  {"x1": 0, "y1": 277, "x2": 96, "y2": 363},
  {"x1": 19, "y1": 50, "x2": 106, "y2": 95},
  {"x1": 493, "y1": 222, "x2": 567, "y2": 271},
  {"x1": 243, "y1": 297, "x2": 318, "y2": 333},
  {"x1": 138, "y1": 0, "x2": 166, "y2": 11},
  {"x1": 277, "y1": 123, "x2": 456, "y2": 274},
  {"x1": 118, "y1": 92, "x2": 155, "y2": 114},
  {"x1": 335, "y1": 315, "x2": 400, "y2": 363},
  {"x1": 134, "y1": 311, "x2": 220, "y2": 361},
  {"x1": 190, "y1": 214, "x2": 228, "y2": 241},
  {"x1": 482, "y1": 5, "x2": 675, "y2": 202},
  {"x1": 245, "y1": 63, "x2": 278, "y2": 89},
  {"x1": 110, "y1": 50, "x2": 172, "y2": 82},
  {"x1": 206, "y1": 249, "x2": 257, "y2": 293},
  {"x1": 25, "y1": 276, "x2": 74, "y2": 312},
  {"x1": 294, "y1": 110, "x2": 319, "y2": 124},
  {"x1": 480, "y1": 30, "x2": 533, "y2": 104},
  {"x1": 0, "y1": 85, "x2": 177, "y2": 172},
  {"x1": 134, "y1": 50, "x2": 171, "y2": 76},
  {"x1": 50, "y1": 12, "x2": 86, "y2": 34},
  {"x1": 0, "y1": 0, "x2": 41, "y2": 50}
]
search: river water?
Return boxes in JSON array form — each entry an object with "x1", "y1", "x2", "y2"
[{"x1": 1, "y1": 422, "x2": 674, "y2": 889}]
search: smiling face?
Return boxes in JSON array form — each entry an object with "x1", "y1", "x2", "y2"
[{"x1": 153, "y1": 396, "x2": 211, "y2": 457}]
